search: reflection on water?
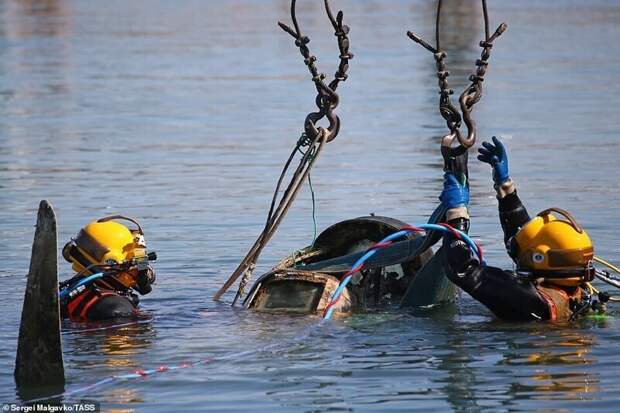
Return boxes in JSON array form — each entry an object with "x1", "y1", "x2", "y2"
[
  {"x1": 1, "y1": 0, "x2": 620, "y2": 411},
  {"x1": 500, "y1": 329, "x2": 597, "y2": 403},
  {"x1": 64, "y1": 320, "x2": 156, "y2": 370},
  {"x1": 400, "y1": 322, "x2": 601, "y2": 411}
]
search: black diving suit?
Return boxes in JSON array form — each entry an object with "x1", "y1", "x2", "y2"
[{"x1": 443, "y1": 181, "x2": 586, "y2": 322}]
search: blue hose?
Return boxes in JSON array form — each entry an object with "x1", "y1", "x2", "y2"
[
  {"x1": 59, "y1": 272, "x2": 105, "y2": 299},
  {"x1": 323, "y1": 224, "x2": 483, "y2": 320}
]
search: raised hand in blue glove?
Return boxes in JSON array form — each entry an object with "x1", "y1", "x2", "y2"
[
  {"x1": 439, "y1": 172, "x2": 469, "y2": 210},
  {"x1": 477, "y1": 136, "x2": 510, "y2": 185}
]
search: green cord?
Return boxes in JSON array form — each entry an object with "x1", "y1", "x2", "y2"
[
  {"x1": 308, "y1": 172, "x2": 317, "y2": 247},
  {"x1": 293, "y1": 131, "x2": 318, "y2": 248},
  {"x1": 286, "y1": 169, "x2": 317, "y2": 267},
  {"x1": 584, "y1": 313, "x2": 613, "y2": 320}
]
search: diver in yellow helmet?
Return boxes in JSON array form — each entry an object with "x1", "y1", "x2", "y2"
[
  {"x1": 59, "y1": 215, "x2": 157, "y2": 321},
  {"x1": 438, "y1": 136, "x2": 601, "y2": 321}
]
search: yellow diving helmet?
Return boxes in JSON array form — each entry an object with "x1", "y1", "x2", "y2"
[
  {"x1": 62, "y1": 215, "x2": 157, "y2": 294},
  {"x1": 514, "y1": 208, "x2": 594, "y2": 286}
]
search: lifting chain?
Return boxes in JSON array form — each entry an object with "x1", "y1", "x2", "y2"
[
  {"x1": 408, "y1": 0, "x2": 506, "y2": 153},
  {"x1": 278, "y1": 0, "x2": 353, "y2": 142}
]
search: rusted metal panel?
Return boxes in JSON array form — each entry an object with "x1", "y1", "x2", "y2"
[{"x1": 245, "y1": 269, "x2": 354, "y2": 315}]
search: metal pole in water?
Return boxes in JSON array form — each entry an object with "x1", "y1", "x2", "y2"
[{"x1": 14, "y1": 200, "x2": 65, "y2": 388}]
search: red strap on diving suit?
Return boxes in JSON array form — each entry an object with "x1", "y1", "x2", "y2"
[
  {"x1": 79, "y1": 291, "x2": 116, "y2": 319},
  {"x1": 67, "y1": 289, "x2": 116, "y2": 320},
  {"x1": 537, "y1": 289, "x2": 558, "y2": 321},
  {"x1": 66, "y1": 289, "x2": 92, "y2": 319}
]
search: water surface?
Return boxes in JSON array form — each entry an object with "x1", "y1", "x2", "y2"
[{"x1": 1, "y1": 0, "x2": 620, "y2": 411}]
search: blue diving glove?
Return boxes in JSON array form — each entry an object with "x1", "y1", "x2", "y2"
[
  {"x1": 477, "y1": 136, "x2": 510, "y2": 185},
  {"x1": 439, "y1": 172, "x2": 469, "y2": 210}
]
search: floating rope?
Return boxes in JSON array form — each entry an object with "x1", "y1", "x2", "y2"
[
  {"x1": 24, "y1": 359, "x2": 209, "y2": 404},
  {"x1": 25, "y1": 321, "x2": 323, "y2": 404}
]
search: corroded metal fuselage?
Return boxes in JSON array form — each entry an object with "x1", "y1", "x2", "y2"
[{"x1": 244, "y1": 215, "x2": 455, "y2": 315}]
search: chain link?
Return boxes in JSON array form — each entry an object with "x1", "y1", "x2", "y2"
[
  {"x1": 278, "y1": 0, "x2": 352, "y2": 142},
  {"x1": 458, "y1": 0, "x2": 507, "y2": 147},
  {"x1": 408, "y1": 0, "x2": 506, "y2": 149}
]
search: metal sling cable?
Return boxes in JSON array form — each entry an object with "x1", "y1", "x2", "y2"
[{"x1": 213, "y1": 0, "x2": 352, "y2": 304}]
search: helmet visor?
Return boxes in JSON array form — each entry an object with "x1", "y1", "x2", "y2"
[{"x1": 548, "y1": 247, "x2": 594, "y2": 268}]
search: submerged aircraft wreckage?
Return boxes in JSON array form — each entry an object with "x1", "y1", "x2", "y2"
[{"x1": 215, "y1": 0, "x2": 505, "y2": 315}]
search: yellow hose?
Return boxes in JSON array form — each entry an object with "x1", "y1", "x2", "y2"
[
  {"x1": 594, "y1": 256, "x2": 620, "y2": 275},
  {"x1": 587, "y1": 282, "x2": 594, "y2": 294},
  {"x1": 587, "y1": 282, "x2": 599, "y2": 294},
  {"x1": 592, "y1": 255, "x2": 620, "y2": 301}
]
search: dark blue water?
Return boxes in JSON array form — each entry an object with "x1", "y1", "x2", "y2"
[{"x1": 1, "y1": 0, "x2": 620, "y2": 411}]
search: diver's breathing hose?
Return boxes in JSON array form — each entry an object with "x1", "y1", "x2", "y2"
[
  {"x1": 322, "y1": 223, "x2": 484, "y2": 320},
  {"x1": 58, "y1": 272, "x2": 104, "y2": 299}
]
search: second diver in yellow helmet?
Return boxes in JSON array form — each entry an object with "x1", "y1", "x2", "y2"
[{"x1": 59, "y1": 215, "x2": 157, "y2": 321}]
